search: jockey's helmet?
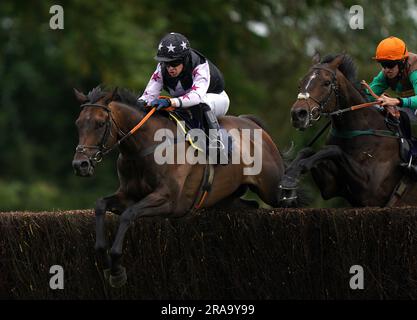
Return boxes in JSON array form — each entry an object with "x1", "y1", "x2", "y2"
[
  {"x1": 154, "y1": 32, "x2": 191, "y2": 62},
  {"x1": 374, "y1": 36, "x2": 408, "y2": 61}
]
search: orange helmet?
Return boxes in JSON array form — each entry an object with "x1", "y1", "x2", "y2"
[{"x1": 374, "y1": 36, "x2": 409, "y2": 61}]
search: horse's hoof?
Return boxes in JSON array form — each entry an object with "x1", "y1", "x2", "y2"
[
  {"x1": 109, "y1": 266, "x2": 127, "y2": 288},
  {"x1": 103, "y1": 268, "x2": 111, "y2": 281}
]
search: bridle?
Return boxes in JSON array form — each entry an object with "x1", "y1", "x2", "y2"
[
  {"x1": 75, "y1": 102, "x2": 126, "y2": 165},
  {"x1": 296, "y1": 65, "x2": 340, "y2": 125},
  {"x1": 75, "y1": 101, "x2": 164, "y2": 166}
]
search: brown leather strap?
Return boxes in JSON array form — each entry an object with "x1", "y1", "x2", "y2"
[
  {"x1": 189, "y1": 164, "x2": 214, "y2": 213},
  {"x1": 386, "y1": 175, "x2": 410, "y2": 206}
]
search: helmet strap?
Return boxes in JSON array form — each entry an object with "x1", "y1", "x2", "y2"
[{"x1": 397, "y1": 58, "x2": 408, "y2": 79}]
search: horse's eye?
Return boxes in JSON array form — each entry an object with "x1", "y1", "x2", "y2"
[
  {"x1": 97, "y1": 121, "x2": 105, "y2": 128},
  {"x1": 324, "y1": 80, "x2": 331, "y2": 86}
]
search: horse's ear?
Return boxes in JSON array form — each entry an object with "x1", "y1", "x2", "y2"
[
  {"x1": 312, "y1": 52, "x2": 321, "y2": 65},
  {"x1": 328, "y1": 54, "x2": 345, "y2": 70},
  {"x1": 74, "y1": 88, "x2": 88, "y2": 103},
  {"x1": 112, "y1": 87, "x2": 120, "y2": 101},
  {"x1": 104, "y1": 87, "x2": 119, "y2": 104}
]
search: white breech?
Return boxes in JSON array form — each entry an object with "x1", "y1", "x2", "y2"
[{"x1": 202, "y1": 91, "x2": 230, "y2": 117}]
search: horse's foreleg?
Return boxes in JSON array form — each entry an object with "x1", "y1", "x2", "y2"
[
  {"x1": 280, "y1": 147, "x2": 317, "y2": 189},
  {"x1": 284, "y1": 145, "x2": 342, "y2": 181},
  {"x1": 297, "y1": 145, "x2": 344, "y2": 173},
  {"x1": 284, "y1": 145, "x2": 369, "y2": 205},
  {"x1": 285, "y1": 147, "x2": 316, "y2": 171},
  {"x1": 108, "y1": 192, "x2": 171, "y2": 287},
  {"x1": 95, "y1": 193, "x2": 130, "y2": 278},
  {"x1": 299, "y1": 145, "x2": 368, "y2": 185},
  {"x1": 279, "y1": 145, "x2": 344, "y2": 205}
]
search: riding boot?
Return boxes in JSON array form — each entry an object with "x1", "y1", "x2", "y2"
[
  {"x1": 203, "y1": 106, "x2": 230, "y2": 165},
  {"x1": 397, "y1": 111, "x2": 417, "y2": 178},
  {"x1": 399, "y1": 110, "x2": 412, "y2": 140}
]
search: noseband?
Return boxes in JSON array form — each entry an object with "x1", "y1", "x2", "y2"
[
  {"x1": 296, "y1": 65, "x2": 340, "y2": 124},
  {"x1": 75, "y1": 103, "x2": 124, "y2": 164}
]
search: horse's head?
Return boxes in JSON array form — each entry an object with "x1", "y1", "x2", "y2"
[
  {"x1": 72, "y1": 87, "x2": 119, "y2": 177},
  {"x1": 291, "y1": 54, "x2": 345, "y2": 130}
]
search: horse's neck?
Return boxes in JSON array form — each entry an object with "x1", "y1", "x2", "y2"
[{"x1": 332, "y1": 78, "x2": 386, "y2": 131}]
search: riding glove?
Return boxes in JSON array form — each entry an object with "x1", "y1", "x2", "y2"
[{"x1": 150, "y1": 98, "x2": 171, "y2": 111}]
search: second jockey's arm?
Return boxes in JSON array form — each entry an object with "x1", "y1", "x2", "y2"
[
  {"x1": 366, "y1": 71, "x2": 398, "y2": 117},
  {"x1": 366, "y1": 71, "x2": 388, "y2": 102},
  {"x1": 367, "y1": 70, "x2": 417, "y2": 109},
  {"x1": 378, "y1": 72, "x2": 417, "y2": 108}
]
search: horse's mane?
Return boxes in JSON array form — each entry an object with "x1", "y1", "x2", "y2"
[
  {"x1": 86, "y1": 85, "x2": 142, "y2": 109},
  {"x1": 86, "y1": 86, "x2": 107, "y2": 103},
  {"x1": 321, "y1": 54, "x2": 367, "y2": 99},
  {"x1": 115, "y1": 87, "x2": 141, "y2": 107}
]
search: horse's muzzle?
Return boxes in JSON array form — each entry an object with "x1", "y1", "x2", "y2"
[
  {"x1": 291, "y1": 107, "x2": 310, "y2": 130},
  {"x1": 72, "y1": 159, "x2": 95, "y2": 177}
]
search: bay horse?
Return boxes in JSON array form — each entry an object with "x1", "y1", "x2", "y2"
[
  {"x1": 280, "y1": 53, "x2": 417, "y2": 207},
  {"x1": 72, "y1": 86, "x2": 287, "y2": 287}
]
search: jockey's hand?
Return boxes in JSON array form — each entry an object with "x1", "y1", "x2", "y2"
[
  {"x1": 377, "y1": 94, "x2": 400, "y2": 108},
  {"x1": 150, "y1": 98, "x2": 171, "y2": 111},
  {"x1": 377, "y1": 94, "x2": 400, "y2": 118}
]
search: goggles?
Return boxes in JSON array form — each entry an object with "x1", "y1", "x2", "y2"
[
  {"x1": 379, "y1": 60, "x2": 399, "y2": 69},
  {"x1": 164, "y1": 59, "x2": 183, "y2": 68}
]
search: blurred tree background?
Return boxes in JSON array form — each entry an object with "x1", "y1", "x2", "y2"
[{"x1": 1, "y1": 0, "x2": 416, "y2": 211}]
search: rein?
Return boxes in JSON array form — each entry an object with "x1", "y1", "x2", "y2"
[
  {"x1": 102, "y1": 106, "x2": 157, "y2": 156},
  {"x1": 325, "y1": 100, "x2": 382, "y2": 116},
  {"x1": 324, "y1": 81, "x2": 387, "y2": 116}
]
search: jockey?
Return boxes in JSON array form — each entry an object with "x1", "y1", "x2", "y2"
[
  {"x1": 367, "y1": 36, "x2": 417, "y2": 119},
  {"x1": 137, "y1": 32, "x2": 230, "y2": 159},
  {"x1": 366, "y1": 36, "x2": 417, "y2": 174}
]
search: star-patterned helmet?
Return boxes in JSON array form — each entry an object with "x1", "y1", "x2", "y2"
[{"x1": 154, "y1": 32, "x2": 191, "y2": 62}]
